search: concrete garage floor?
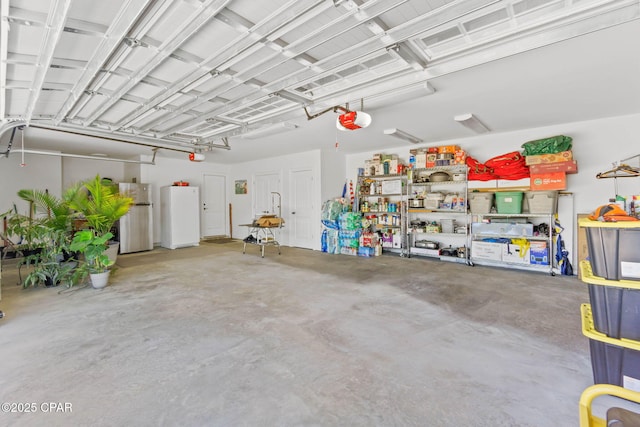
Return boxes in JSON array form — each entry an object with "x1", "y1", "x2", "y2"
[{"x1": 0, "y1": 241, "x2": 592, "y2": 426}]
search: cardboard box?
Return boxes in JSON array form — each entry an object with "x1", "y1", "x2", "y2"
[
  {"x1": 388, "y1": 159, "x2": 398, "y2": 174},
  {"x1": 530, "y1": 172, "x2": 567, "y2": 191},
  {"x1": 415, "y1": 153, "x2": 427, "y2": 168},
  {"x1": 530, "y1": 241, "x2": 549, "y2": 265},
  {"x1": 471, "y1": 241, "x2": 504, "y2": 261},
  {"x1": 502, "y1": 243, "x2": 530, "y2": 264},
  {"x1": 392, "y1": 233, "x2": 402, "y2": 248},
  {"x1": 426, "y1": 153, "x2": 437, "y2": 168},
  {"x1": 577, "y1": 213, "x2": 591, "y2": 279},
  {"x1": 256, "y1": 216, "x2": 284, "y2": 227},
  {"x1": 529, "y1": 160, "x2": 578, "y2": 174},
  {"x1": 525, "y1": 150, "x2": 573, "y2": 165},
  {"x1": 364, "y1": 160, "x2": 374, "y2": 176},
  {"x1": 438, "y1": 145, "x2": 460, "y2": 154},
  {"x1": 454, "y1": 149, "x2": 466, "y2": 165}
]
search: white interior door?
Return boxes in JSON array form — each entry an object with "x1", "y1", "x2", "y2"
[
  {"x1": 289, "y1": 169, "x2": 315, "y2": 249},
  {"x1": 254, "y1": 172, "x2": 280, "y2": 217},
  {"x1": 203, "y1": 174, "x2": 227, "y2": 237}
]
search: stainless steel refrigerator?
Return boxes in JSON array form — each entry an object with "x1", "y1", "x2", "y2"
[{"x1": 119, "y1": 182, "x2": 153, "y2": 254}]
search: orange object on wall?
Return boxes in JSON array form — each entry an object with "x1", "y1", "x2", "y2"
[{"x1": 530, "y1": 172, "x2": 567, "y2": 191}]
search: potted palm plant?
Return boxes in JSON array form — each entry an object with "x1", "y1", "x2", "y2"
[
  {"x1": 68, "y1": 175, "x2": 133, "y2": 288},
  {"x1": 5, "y1": 189, "x2": 78, "y2": 288}
]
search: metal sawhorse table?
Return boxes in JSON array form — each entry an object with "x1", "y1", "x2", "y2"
[{"x1": 240, "y1": 224, "x2": 282, "y2": 257}]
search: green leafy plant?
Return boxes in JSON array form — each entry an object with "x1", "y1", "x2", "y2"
[
  {"x1": 5, "y1": 190, "x2": 77, "y2": 288},
  {"x1": 67, "y1": 175, "x2": 133, "y2": 237},
  {"x1": 70, "y1": 230, "x2": 115, "y2": 276},
  {"x1": 20, "y1": 246, "x2": 76, "y2": 288}
]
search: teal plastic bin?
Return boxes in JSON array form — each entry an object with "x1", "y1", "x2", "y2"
[{"x1": 495, "y1": 191, "x2": 524, "y2": 214}]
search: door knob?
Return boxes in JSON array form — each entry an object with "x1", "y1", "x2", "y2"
[{"x1": 291, "y1": 211, "x2": 296, "y2": 214}]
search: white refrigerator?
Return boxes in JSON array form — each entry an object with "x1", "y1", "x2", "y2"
[{"x1": 160, "y1": 186, "x2": 200, "y2": 249}]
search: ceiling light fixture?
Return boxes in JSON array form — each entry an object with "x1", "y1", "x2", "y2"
[
  {"x1": 454, "y1": 113, "x2": 490, "y2": 133},
  {"x1": 383, "y1": 128, "x2": 423, "y2": 144},
  {"x1": 241, "y1": 122, "x2": 298, "y2": 139}
]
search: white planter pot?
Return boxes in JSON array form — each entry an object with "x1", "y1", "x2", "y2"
[
  {"x1": 105, "y1": 242, "x2": 119, "y2": 265},
  {"x1": 89, "y1": 270, "x2": 110, "y2": 289}
]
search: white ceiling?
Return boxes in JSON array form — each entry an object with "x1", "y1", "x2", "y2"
[{"x1": 1, "y1": 0, "x2": 639, "y2": 163}]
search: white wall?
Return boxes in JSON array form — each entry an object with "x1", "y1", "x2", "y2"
[
  {"x1": 123, "y1": 161, "x2": 141, "y2": 183},
  {"x1": 0, "y1": 153, "x2": 62, "y2": 216},
  {"x1": 139, "y1": 155, "x2": 232, "y2": 244},
  {"x1": 229, "y1": 150, "x2": 322, "y2": 249},
  {"x1": 321, "y1": 148, "x2": 348, "y2": 202},
  {"x1": 61, "y1": 157, "x2": 125, "y2": 189}
]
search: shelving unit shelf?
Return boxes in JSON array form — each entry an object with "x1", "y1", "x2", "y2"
[
  {"x1": 469, "y1": 212, "x2": 556, "y2": 275},
  {"x1": 407, "y1": 165, "x2": 469, "y2": 263},
  {"x1": 355, "y1": 174, "x2": 409, "y2": 256}
]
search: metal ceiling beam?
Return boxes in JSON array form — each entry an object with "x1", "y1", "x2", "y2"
[
  {"x1": 63, "y1": 17, "x2": 109, "y2": 36},
  {"x1": 0, "y1": 0, "x2": 11, "y2": 119},
  {"x1": 13, "y1": 149, "x2": 157, "y2": 165},
  {"x1": 150, "y1": 0, "x2": 426, "y2": 137},
  {"x1": 147, "y1": 0, "x2": 424, "y2": 137},
  {"x1": 123, "y1": 0, "x2": 326, "y2": 135},
  {"x1": 82, "y1": 0, "x2": 233, "y2": 127},
  {"x1": 149, "y1": 0, "x2": 379, "y2": 137},
  {"x1": 30, "y1": 123, "x2": 192, "y2": 153},
  {"x1": 24, "y1": 0, "x2": 72, "y2": 123},
  {"x1": 54, "y1": 0, "x2": 154, "y2": 125},
  {"x1": 5, "y1": 6, "x2": 47, "y2": 27},
  {"x1": 63, "y1": 0, "x2": 176, "y2": 121},
  {"x1": 420, "y1": 0, "x2": 640, "y2": 79}
]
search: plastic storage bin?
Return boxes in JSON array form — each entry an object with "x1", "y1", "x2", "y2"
[
  {"x1": 582, "y1": 304, "x2": 640, "y2": 390},
  {"x1": 589, "y1": 340, "x2": 640, "y2": 388},
  {"x1": 524, "y1": 190, "x2": 558, "y2": 214},
  {"x1": 581, "y1": 261, "x2": 640, "y2": 340},
  {"x1": 469, "y1": 192, "x2": 494, "y2": 214},
  {"x1": 580, "y1": 219, "x2": 640, "y2": 281},
  {"x1": 495, "y1": 191, "x2": 524, "y2": 214}
]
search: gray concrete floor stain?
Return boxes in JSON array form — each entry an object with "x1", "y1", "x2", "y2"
[{"x1": 0, "y1": 242, "x2": 591, "y2": 426}]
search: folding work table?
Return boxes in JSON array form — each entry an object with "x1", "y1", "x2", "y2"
[{"x1": 240, "y1": 223, "x2": 282, "y2": 258}]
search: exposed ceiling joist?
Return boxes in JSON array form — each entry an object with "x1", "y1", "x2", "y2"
[{"x1": 0, "y1": 0, "x2": 637, "y2": 159}]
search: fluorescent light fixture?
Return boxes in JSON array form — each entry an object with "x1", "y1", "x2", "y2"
[
  {"x1": 383, "y1": 128, "x2": 422, "y2": 144},
  {"x1": 271, "y1": 90, "x2": 310, "y2": 105},
  {"x1": 454, "y1": 113, "x2": 490, "y2": 133},
  {"x1": 241, "y1": 122, "x2": 298, "y2": 139}
]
